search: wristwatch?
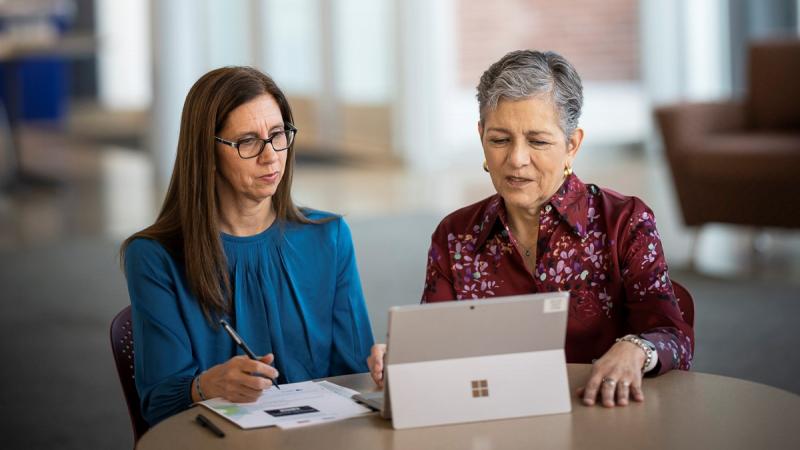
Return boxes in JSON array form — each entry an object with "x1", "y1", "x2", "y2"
[{"x1": 616, "y1": 334, "x2": 658, "y2": 373}]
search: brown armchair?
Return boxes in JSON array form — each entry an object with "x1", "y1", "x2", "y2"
[{"x1": 655, "y1": 39, "x2": 800, "y2": 230}]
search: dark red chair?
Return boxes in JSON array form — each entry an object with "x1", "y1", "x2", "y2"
[
  {"x1": 671, "y1": 280, "x2": 695, "y2": 355},
  {"x1": 110, "y1": 305, "x2": 149, "y2": 444}
]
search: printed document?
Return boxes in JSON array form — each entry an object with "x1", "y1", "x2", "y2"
[{"x1": 199, "y1": 381, "x2": 373, "y2": 429}]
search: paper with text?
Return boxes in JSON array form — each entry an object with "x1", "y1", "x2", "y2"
[{"x1": 199, "y1": 381, "x2": 373, "y2": 429}]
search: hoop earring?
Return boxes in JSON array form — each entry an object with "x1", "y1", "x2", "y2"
[
  {"x1": 564, "y1": 165, "x2": 573, "y2": 177},
  {"x1": 483, "y1": 160, "x2": 489, "y2": 173}
]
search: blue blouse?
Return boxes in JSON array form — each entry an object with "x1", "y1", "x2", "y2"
[{"x1": 124, "y1": 212, "x2": 374, "y2": 425}]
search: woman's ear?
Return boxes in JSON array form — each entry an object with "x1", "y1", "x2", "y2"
[
  {"x1": 477, "y1": 120, "x2": 484, "y2": 141},
  {"x1": 567, "y1": 128, "x2": 584, "y2": 158}
]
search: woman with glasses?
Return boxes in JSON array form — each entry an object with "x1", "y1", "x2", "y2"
[{"x1": 121, "y1": 66, "x2": 374, "y2": 425}]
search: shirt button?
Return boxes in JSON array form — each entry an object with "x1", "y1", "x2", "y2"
[
  {"x1": 473, "y1": 272, "x2": 480, "y2": 279},
  {"x1": 545, "y1": 205, "x2": 552, "y2": 212}
]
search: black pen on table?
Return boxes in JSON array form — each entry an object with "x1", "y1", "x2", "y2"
[
  {"x1": 196, "y1": 413, "x2": 225, "y2": 438},
  {"x1": 219, "y1": 319, "x2": 281, "y2": 390}
]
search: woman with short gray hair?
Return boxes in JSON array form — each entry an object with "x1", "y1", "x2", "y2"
[{"x1": 369, "y1": 50, "x2": 693, "y2": 408}]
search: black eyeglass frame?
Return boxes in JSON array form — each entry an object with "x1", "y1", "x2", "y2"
[{"x1": 214, "y1": 123, "x2": 298, "y2": 159}]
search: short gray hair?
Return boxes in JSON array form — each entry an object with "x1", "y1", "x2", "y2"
[{"x1": 477, "y1": 50, "x2": 583, "y2": 139}]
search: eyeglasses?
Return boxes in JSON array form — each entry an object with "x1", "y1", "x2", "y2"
[{"x1": 214, "y1": 124, "x2": 298, "y2": 159}]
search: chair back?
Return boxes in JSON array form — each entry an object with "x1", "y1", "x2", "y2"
[
  {"x1": 671, "y1": 280, "x2": 695, "y2": 328},
  {"x1": 748, "y1": 38, "x2": 800, "y2": 130},
  {"x1": 110, "y1": 305, "x2": 149, "y2": 443}
]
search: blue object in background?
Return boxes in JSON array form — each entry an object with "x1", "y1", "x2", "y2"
[
  {"x1": 0, "y1": 5, "x2": 75, "y2": 124},
  {"x1": 0, "y1": 57, "x2": 69, "y2": 122}
]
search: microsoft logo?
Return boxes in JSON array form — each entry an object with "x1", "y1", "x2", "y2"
[{"x1": 471, "y1": 379, "x2": 489, "y2": 398}]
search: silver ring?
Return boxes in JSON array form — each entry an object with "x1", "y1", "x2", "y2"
[
  {"x1": 602, "y1": 377, "x2": 617, "y2": 386},
  {"x1": 621, "y1": 381, "x2": 631, "y2": 388}
]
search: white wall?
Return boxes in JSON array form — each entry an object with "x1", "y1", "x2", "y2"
[
  {"x1": 641, "y1": 0, "x2": 732, "y2": 106},
  {"x1": 333, "y1": 0, "x2": 393, "y2": 104},
  {"x1": 95, "y1": 0, "x2": 151, "y2": 110},
  {"x1": 683, "y1": 0, "x2": 731, "y2": 101},
  {"x1": 150, "y1": 0, "x2": 207, "y2": 190},
  {"x1": 262, "y1": 0, "x2": 322, "y2": 95},
  {"x1": 206, "y1": 0, "x2": 253, "y2": 68},
  {"x1": 394, "y1": 0, "x2": 456, "y2": 170}
]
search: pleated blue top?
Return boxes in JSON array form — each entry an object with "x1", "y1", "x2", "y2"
[{"x1": 124, "y1": 212, "x2": 374, "y2": 425}]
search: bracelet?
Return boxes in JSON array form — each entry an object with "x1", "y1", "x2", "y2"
[
  {"x1": 615, "y1": 334, "x2": 654, "y2": 373},
  {"x1": 194, "y1": 373, "x2": 207, "y2": 401}
]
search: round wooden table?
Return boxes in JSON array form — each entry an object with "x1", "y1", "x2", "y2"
[{"x1": 137, "y1": 364, "x2": 800, "y2": 450}]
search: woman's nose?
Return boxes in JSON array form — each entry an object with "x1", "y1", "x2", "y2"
[
  {"x1": 507, "y1": 140, "x2": 530, "y2": 167},
  {"x1": 257, "y1": 144, "x2": 279, "y2": 164}
]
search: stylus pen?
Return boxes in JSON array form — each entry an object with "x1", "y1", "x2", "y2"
[
  {"x1": 219, "y1": 319, "x2": 281, "y2": 390},
  {"x1": 196, "y1": 413, "x2": 226, "y2": 438}
]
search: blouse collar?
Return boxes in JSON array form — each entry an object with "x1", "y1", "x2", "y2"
[{"x1": 474, "y1": 173, "x2": 592, "y2": 249}]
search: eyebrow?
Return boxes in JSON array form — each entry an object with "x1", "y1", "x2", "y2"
[
  {"x1": 233, "y1": 123, "x2": 285, "y2": 139},
  {"x1": 485, "y1": 127, "x2": 553, "y2": 137}
]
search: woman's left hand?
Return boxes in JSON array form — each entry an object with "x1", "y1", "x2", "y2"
[{"x1": 577, "y1": 341, "x2": 647, "y2": 407}]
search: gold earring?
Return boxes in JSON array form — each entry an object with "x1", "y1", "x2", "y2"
[
  {"x1": 564, "y1": 165, "x2": 573, "y2": 177},
  {"x1": 483, "y1": 160, "x2": 489, "y2": 173}
]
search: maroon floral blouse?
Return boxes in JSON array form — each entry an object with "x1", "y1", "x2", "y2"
[{"x1": 422, "y1": 173, "x2": 693, "y2": 375}]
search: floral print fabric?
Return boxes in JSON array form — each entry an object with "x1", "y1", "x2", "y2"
[{"x1": 422, "y1": 173, "x2": 693, "y2": 375}]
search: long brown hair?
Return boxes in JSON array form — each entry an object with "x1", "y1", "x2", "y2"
[{"x1": 121, "y1": 66, "x2": 317, "y2": 321}]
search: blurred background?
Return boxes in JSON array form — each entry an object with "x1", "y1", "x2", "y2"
[{"x1": 0, "y1": 0, "x2": 798, "y2": 448}]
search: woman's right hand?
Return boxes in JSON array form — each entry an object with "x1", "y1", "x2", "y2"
[
  {"x1": 193, "y1": 354, "x2": 279, "y2": 403},
  {"x1": 367, "y1": 344, "x2": 387, "y2": 388}
]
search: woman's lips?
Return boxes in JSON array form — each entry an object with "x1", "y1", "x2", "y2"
[
  {"x1": 505, "y1": 176, "x2": 533, "y2": 188},
  {"x1": 258, "y1": 172, "x2": 280, "y2": 183}
]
